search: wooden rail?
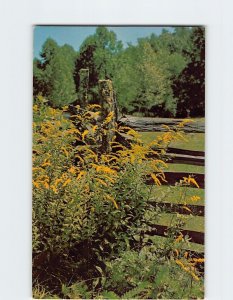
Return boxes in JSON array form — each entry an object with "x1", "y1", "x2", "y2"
[
  {"x1": 165, "y1": 153, "x2": 205, "y2": 166},
  {"x1": 147, "y1": 147, "x2": 205, "y2": 166},
  {"x1": 119, "y1": 115, "x2": 205, "y2": 133},
  {"x1": 166, "y1": 147, "x2": 204, "y2": 157}
]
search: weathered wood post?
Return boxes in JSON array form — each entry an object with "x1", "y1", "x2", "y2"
[
  {"x1": 99, "y1": 79, "x2": 116, "y2": 153},
  {"x1": 79, "y1": 68, "x2": 89, "y2": 108}
]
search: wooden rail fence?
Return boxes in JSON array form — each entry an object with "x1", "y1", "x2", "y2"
[{"x1": 73, "y1": 69, "x2": 205, "y2": 262}]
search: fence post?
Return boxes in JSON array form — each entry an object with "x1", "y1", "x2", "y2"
[
  {"x1": 99, "y1": 79, "x2": 116, "y2": 153},
  {"x1": 79, "y1": 68, "x2": 89, "y2": 108}
]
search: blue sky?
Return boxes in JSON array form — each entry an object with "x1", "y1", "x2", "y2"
[{"x1": 34, "y1": 26, "x2": 175, "y2": 58}]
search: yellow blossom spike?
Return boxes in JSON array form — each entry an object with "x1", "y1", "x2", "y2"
[
  {"x1": 68, "y1": 166, "x2": 76, "y2": 174},
  {"x1": 63, "y1": 179, "x2": 71, "y2": 187},
  {"x1": 41, "y1": 161, "x2": 51, "y2": 167},
  {"x1": 182, "y1": 206, "x2": 192, "y2": 213},
  {"x1": 96, "y1": 178, "x2": 107, "y2": 187},
  {"x1": 81, "y1": 130, "x2": 89, "y2": 141},
  {"x1": 32, "y1": 180, "x2": 40, "y2": 188},
  {"x1": 51, "y1": 185, "x2": 58, "y2": 194},
  {"x1": 104, "y1": 111, "x2": 114, "y2": 124},
  {"x1": 43, "y1": 182, "x2": 49, "y2": 189},
  {"x1": 190, "y1": 258, "x2": 205, "y2": 263},
  {"x1": 77, "y1": 171, "x2": 86, "y2": 181},
  {"x1": 175, "y1": 233, "x2": 183, "y2": 243},
  {"x1": 150, "y1": 173, "x2": 162, "y2": 186},
  {"x1": 188, "y1": 176, "x2": 200, "y2": 188},
  {"x1": 105, "y1": 195, "x2": 119, "y2": 209},
  {"x1": 190, "y1": 195, "x2": 201, "y2": 202}
]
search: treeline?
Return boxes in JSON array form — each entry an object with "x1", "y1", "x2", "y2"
[{"x1": 33, "y1": 26, "x2": 205, "y2": 117}]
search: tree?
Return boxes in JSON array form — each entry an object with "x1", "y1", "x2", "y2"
[
  {"x1": 33, "y1": 38, "x2": 77, "y2": 107},
  {"x1": 173, "y1": 27, "x2": 205, "y2": 117},
  {"x1": 48, "y1": 45, "x2": 77, "y2": 107},
  {"x1": 33, "y1": 38, "x2": 59, "y2": 98},
  {"x1": 114, "y1": 41, "x2": 176, "y2": 116},
  {"x1": 75, "y1": 27, "x2": 123, "y2": 103}
]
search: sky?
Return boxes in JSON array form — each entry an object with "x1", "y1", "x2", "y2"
[{"x1": 33, "y1": 26, "x2": 175, "y2": 58}]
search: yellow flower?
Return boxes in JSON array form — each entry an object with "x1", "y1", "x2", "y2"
[
  {"x1": 63, "y1": 179, "x2": 71, "y2": 187},
  {"x1": 92, "y1": 125, "x2": 98, "y2": 133},
  {"x1": 150, "y1": 173, "x2": 162, "y2": 186},
  {"x1": 104, "y1": 111, "x2": 114, "y2": 124},
  {"x1": 33, "y1": 180, "x2": 40, "y2": 188},
  {"x1": 43, "y1": 182, "x2": 49, "y2": 189},
  {"x1": 182, "y1": 206, "x2": 192, "y2": 213},
  {"x1": 96, "y1": 178, "x2": 107, "y2": 187},
  {"x1": 105, "y1": 195, "x2": 119, "y2": 209},
  {"x1": 178, "y1": 119, "x2": 194, "y2": 127},
  {"x1": 41, "y1": 160, "x2": 51, "y2": 167},
  {"x1": 82, "y1": 130, "x2": 89, "y2": 141},
  {"x1": 175, "y1": 233, "x2": 183, "y2": 243},
  {"x1": 93, "y1": 164, "x2": 117, "y2": 175},
  {"x1": 183, "y1": 176, "x2": 200, "y2": 188},
  {"x1": 68, "y1": 166, "x2": 76, "y2": 174},
  {"x1": 190, "y1": 195, "x2": 201, "y2": 202},
  {"x1": 54, "y1": 178, "x2": 62, "y2": 186},
  {"x1": 50, "y1": 185, "x2": 58, "y2": 194},
  {"x1": 87, "y1": 104, "x2": 101, "y2": 110},
  {"x1": 188, "y1": 177, "x2": 200, "y2": 188},
  {"x1": 77, "y1": 171, "x2": 86, "y2": 181},
  {"x1": 190, "y1": 258, "x2": 205, "y2": 263},
  {"x1": 175, "y1": 259, "x2": 200, "y2": 281}
]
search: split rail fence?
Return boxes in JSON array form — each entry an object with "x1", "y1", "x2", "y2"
[{"x1": 71, "y1": 70, "x2": 205, "y2": 273}]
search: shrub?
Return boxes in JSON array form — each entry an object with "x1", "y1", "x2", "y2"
[{"x1": 32, "y1": 96, "x2": 204, "y2": 298}]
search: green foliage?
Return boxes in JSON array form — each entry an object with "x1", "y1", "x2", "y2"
[
  {"x1": 34, "y1": 26, "x2": 204, "y2": 117},
  {"x1": 97, "y1": 247, "x2": 203, "y2": 299},
  {"x1": 173, "y1": 27, "x2": 205, "y2": 117},
  {"x1": 49, "y1": 46, "x2": 77, "y2": 106},
  {"x1": 75, "y1": 27, "x2": 123, "y2": 103},
  {"x1": 33, "y1": 38, "x2": 77, "y2": 107},
  {"x1": 33, "y1": 99, "x2": 204, "y2": 298}
]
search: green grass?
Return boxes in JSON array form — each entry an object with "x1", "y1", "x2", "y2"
[
  {"x1": 141, "y1": 130, "x2": 205, "y2": 244},
  {"x1": 140, "y1": 132, "x2": 205, "y2": 152},
  {"x1": 167, "y1": 163, "x2": 204, "y2": 174},
  {"x1": 155, "y1": 213, "x2": 204, "y2": 232},
  {"x1": 149, "y1": 185, "x2": 204, "y2": 206}
]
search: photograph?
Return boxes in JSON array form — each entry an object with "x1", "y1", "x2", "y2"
[{"x1": 32, "y1": 25, "x2": 205, "y2": 299}]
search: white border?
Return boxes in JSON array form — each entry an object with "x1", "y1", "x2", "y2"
[{"x1": 1, "y1": 0, "x2": 233, "y2": 299}]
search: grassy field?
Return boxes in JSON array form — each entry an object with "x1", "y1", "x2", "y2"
[
  {"x1": 141, "y1": 130, "x2": 205, "y2": 253},
  {"x1": 156, "y1": 213, "x2": 204, "y2": 232},
  {"x1": 167, "y1": 163, "x2": 204, "y2": 173},
  {"x1": 150, "y1": 185, "x2": 204, "y2": 206},
  {"x1": 140, "y1": 132, "x2": 205, "y2": 152}
]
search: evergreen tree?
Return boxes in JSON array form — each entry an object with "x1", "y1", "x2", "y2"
[
  {"x1": 173, "y1": 27, "x2": 205, "y2": 117},
  {"x1": 75, "y1": 27, "x2": 123, "y2": 103},
  {"x1": 49, "y1": 45, "x2": 77, "y2": 107},
  {"x1": 33, "y1": 38, "x2": 77, "y2": 107}
]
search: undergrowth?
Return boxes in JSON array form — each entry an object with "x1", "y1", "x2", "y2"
[{"x1": 32, "y1": 96, "x2": 204, "y2": 299}]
